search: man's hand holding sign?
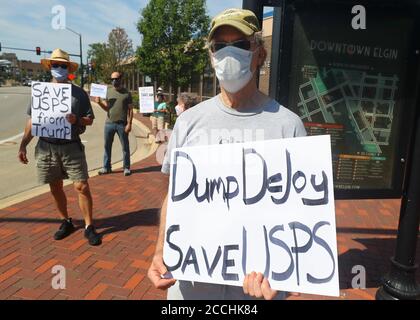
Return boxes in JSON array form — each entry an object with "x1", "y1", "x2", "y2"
[{"x1": 161, "y1": 135, "x2": 339, "y2": 297}]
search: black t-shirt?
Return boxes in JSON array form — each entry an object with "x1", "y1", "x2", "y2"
[{"x1": 27, "y1": 83, "x2": 95, "y2": 142}]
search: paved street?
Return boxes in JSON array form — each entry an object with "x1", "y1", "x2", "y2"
[
  {"x1": 0, "y1": 86, "x2": 138, "y2": 200},
  {"x1": 0, "y1": 113, "x2": 418, "y2": 300}
]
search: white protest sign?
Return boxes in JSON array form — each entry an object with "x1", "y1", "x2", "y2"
[
  {"x1": 90, "y1": 83, "x2": 108, "y2": 99},
  {"x1": 31, "y1": 82, "x2": 72, "y2": 140},
  {"x1": 163, "y1": 135, "x2": 339, "y2": 297},
  {"x1": 139, "y1": 86, "x2": 155, "y2": 113}
]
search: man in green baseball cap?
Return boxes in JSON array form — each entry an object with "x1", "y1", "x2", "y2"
[
  {"x1": 206, "y1": 8, "x2": 267, "y2": 94},
  {"x1": 148, "y1": 8, "x2": 306, "y2": 301}
]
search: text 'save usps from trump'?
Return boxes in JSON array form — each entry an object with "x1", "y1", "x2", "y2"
[
  {"x1": 163, "y1": 135, "x2": 339, "y2": 297},
  {"x1": 31, "y1": 82, "x2": 72, "y2": 140}
]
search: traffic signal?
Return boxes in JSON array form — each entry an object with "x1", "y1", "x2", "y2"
[
  {"x1": 0, "y1": 42, "x2": 2, "y2": 52},
  {"x1": 36, "y1": 47, "x2": 41, "y2": 55}
]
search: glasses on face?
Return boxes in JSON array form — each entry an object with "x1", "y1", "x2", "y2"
[
  {"x1": 51, "y1": 63, "x2": 68, "y2": 69},
  {"x1": 111, "y1": 77, "x2": 120, "y2": 81},
  {"x1": 210, "y1": 39, "x2": 253, "y2": 53}
]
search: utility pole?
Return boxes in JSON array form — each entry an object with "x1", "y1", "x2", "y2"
[{"x1": 65, "y1": 27, "x2": 84, "y2": 89}]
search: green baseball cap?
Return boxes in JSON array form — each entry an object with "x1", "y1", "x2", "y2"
[{"x1": 208, "y1": 8, "x2": 261, "y2": 40}]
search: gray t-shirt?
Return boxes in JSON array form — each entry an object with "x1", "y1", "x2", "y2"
[
  {"x1": 162, "y1": 94, "x2": 307, "y2": 175},
  {"x1": 162, "y1": 94, "x2": 306, "y2": 300}
]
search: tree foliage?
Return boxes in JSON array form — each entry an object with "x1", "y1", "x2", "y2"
[
  {"x1": 108, "y1": 27, "x2": 134, "y2": 69},
  {"x1": 136, "y1": 0, "x2": 210, "y2": 92},
  {"x1": 88, "y1": 27, "x2": 133, "y2": 83}
]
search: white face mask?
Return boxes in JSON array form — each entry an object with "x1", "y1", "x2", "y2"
[{"x1": 212, "y1": 45, "x2": 255, "y2": 93}]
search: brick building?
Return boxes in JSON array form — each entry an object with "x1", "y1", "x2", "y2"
[{"x1": 18, "y1": 60, "x2": 44, "y2": 79}]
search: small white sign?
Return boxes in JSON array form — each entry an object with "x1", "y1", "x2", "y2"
[
  {"x1": 31, "y1": 82, "x2": 72, "y2": 140},
  {"x1": 139, "y1": 86, "x2": 155, "y2": 113},
  {"x1": 90, "y1": 83, "x2": 108, "y2": 99},
  {"x1": 163, "y1": 135, "x2": 339, "y2": 297}
]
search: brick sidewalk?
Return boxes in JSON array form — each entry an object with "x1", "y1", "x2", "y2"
[{"x1": 0, "y1": 114, "x2": 418, "y2": 300}]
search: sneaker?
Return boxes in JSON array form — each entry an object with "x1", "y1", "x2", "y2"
[
  {"x1": 98, "y1": 168, "x2": 112, "y2": 175},
  {"x1": 84, "y1": 225, "x2": 102, "y2": 246},
  {"x1": 124, "y1": 169, "x2": 131, "y2": 176},
  {"x1": 54, "y1": 218, "x2": 75, "y2": 240}
]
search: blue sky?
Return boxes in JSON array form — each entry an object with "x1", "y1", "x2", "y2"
[{"x1": 0, "y1": 0, "x2": 271, "y2": 63}]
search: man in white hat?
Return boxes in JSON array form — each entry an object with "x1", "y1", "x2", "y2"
[
  {"x1": 18, "y1": 48, "x2": 102, "y2": 246},
  {"x1": 147, "y1": 8, "x2": 306, "y2": 299}
]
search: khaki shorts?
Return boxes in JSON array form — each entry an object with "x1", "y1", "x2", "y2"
[
  {"x1": 150, "y1": 115, "x2": 165, "y2": 130},
  {"x1": 35, "y1": 139, "x2": 89, "y2": 184}
]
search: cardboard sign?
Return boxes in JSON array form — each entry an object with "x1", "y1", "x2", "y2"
[
  {"x1": 90, "y1": 83, "x2": 108, "y2": 99},
  {"x1": 163, "y1": 135, "x2": 339, "y2": 297},
  {"x1": 139, "y1": 86, "x2": 155, "y2": 113},
  {"x1": 31, "y1": 82, "x2": 72, "y2": 140}
]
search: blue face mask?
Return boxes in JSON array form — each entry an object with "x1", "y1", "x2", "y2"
[{"x1": 51, "y1": 67, "x2": 68, "y2": 81}]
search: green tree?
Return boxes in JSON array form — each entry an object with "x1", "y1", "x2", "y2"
[
  {"x1": 87, "y1": 42, "x2": 109, "y2": 82},
  {"x1": 136, "y1": 0, "x2": 209, "y2": 95},
  {"x1": 108, "y1": 27, "x2": 134, "y2": 68},
  {"x1": 88, "y1": 27, "x2": 133, "y2": 83}
]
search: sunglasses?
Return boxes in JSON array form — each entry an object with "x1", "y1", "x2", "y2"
[
  {"x1": 111, "y1": 77, "x2": 121, "y2": 81},
  {"x1": 51, "y1": 63, "x2": 68, "y2": 69},
  {"x1": 210, "y1": 39, "x2": 252, "y2": 53}
]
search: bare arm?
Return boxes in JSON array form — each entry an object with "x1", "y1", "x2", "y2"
[
  {"x1": 18, "y1": 118, "x2": 34, "y2": 164},
  {"x1": 125, "y1": 104, "x2": 134, "y2": 133},
  {"x1": 95, "y1": 97, "x2": 109, "y2": 111},
  {"x1": 66, "y1": 114, "x2": 94, "y2": 127}
]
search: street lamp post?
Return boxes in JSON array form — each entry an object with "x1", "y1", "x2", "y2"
[
  {"x1": 376, "y1": 100, "x2": 420, "y2": 300},
  {"x1": 65, "y1": 27, "x2": 83, "y2": 89}
]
